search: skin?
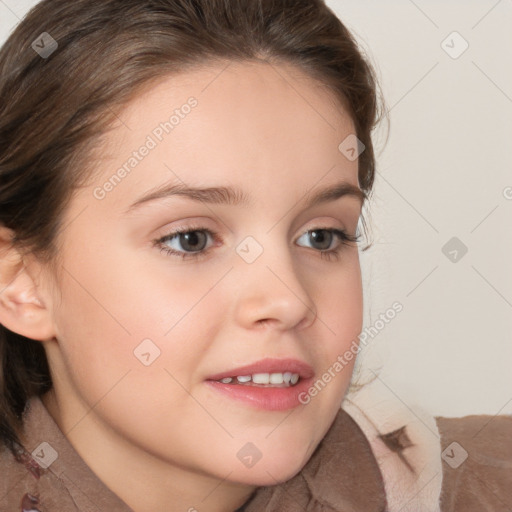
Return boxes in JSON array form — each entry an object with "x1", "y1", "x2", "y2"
[{"x1": 0, "y1": 60, "x2": 364, "y2": 512}]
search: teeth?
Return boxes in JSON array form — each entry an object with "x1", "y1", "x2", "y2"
[
  {"x1": 252, "y1": 373, "x2": 270, "y2": 384},
  {"x1": 269, "y1": 373, "x2": 284, "y2": 384},
  {"x1": 216, "y1": 372, "x2": 301, "y2": 387}
]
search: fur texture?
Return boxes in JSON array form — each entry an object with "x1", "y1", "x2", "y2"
[{"x1": 342, "y1": 381, "x2": 443, "y2": 512}]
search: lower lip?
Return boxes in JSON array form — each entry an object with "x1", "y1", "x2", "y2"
[{"x1": 205, "y1": 377, "x2": 314, "y2": 411}]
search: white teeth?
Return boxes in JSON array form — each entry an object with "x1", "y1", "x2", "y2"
[
  {"x1": 252, "y1": 373, "x2": 270, "y2": 384},
  {"x1": 216, "y1": 372, "x2": 301, "y2": 386},
  {"x1": 269, "y1": 373, "x2": 284, "y2": 384}
]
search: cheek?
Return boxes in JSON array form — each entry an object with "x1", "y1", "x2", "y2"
[
  {"x1": 51, "y1": 249, "x2": 225, "y2": 398},
  {"x1": 50, "y1": 264, "x2": 217, "y2": 452},
  {"x1": 315, "y1": 252, "x2": 363, "y2": 350},
  {"x1": 306, "y1": 254, "x2": 363, "y2": 403}
]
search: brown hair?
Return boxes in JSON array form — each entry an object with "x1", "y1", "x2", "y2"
[{"x1": 0, "y1": 0, "x2": 383, "y2": 456}]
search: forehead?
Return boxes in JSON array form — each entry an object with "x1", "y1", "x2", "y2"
[
  {"x1": 101, "y1": 59, "x2": 354, "y2": 152},
  {"x1": 122, "y1": 59, "x2": 352, "y2": 128},
  {"x1": 85, "y1": 60, "x2": 359, "y2": 212}
]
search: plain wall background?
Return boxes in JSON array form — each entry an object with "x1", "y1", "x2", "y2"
[{"x1": 1, "y1": 0, "x2": 511, "y2": 417}]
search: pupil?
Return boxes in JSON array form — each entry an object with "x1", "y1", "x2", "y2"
[
  {"x1": 181, "y1": 231, "x2": 206, "y2": 251},
  {"x1": 311, "y1": 230, "x2": 331, "y2": 250}
]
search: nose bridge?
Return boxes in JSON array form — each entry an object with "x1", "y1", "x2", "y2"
[{"x1": 232, "y1": 232, "x2": 317, "y2": 330}]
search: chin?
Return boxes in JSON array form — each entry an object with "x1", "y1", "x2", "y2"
[
  {"x1": 229, "y1": 444, "x2": 314, "y2": 487},
  {"x1": 237, "y1": 463, "x2": 306, "y2": 487}
]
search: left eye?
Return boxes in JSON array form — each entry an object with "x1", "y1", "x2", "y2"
[{"x1": 297, "y1": 229, "x2": 338, "y2": 251}]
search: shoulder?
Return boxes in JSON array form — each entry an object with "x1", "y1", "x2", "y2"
[
  {"x1": 1, "y1": 395, "x2": 133, "y2": 511},
  {"x1": 0, "y1": 410, "x2": 56, "y2": 511},
  {"x1": 342, "y1": 382, "x2": 512, "y2": 512},
  {"x1": 0, "y1": 439, "x2": 43, "y2": 509},
  {"x1": 342, "y1": 383, "x2": 443, "y2": 512},
  {"x1": 436, "y1": 414, "x2": 512, "y2": 511}
]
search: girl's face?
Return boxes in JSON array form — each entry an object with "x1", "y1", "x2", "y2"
[{"x1": 40, "y1": 60, "x2": 363, "y2": 493}]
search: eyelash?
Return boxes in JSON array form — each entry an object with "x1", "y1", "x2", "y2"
[{"x1": 153, "y1": 225, "x2": 361, "y2": 262}]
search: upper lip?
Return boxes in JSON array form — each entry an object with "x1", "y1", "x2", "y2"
[{"x1": 206, "y1": 357, "x2": 315, "y2": 381}]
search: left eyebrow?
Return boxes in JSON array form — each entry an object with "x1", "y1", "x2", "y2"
[
  {"x1": 304, "y1": 181, "x2": 367, "y2": 209},
  {"x1": 124, "y1": 180, "x2": 366, "y2": 215}
]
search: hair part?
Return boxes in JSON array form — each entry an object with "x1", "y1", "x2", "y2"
[{"x1": 0, "y1": 0, "x2": 384, "y2": 455}]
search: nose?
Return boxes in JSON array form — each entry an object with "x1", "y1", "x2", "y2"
[{"x1": 233, "y1": 244, "x2": 317, "y2": 332}]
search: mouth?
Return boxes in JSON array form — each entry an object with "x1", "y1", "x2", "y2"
[
  {"x1": 206, "y1": 357, "x2": 314, "y2": 385},
  {"x1": 204, "y1": 357, "x2": 315, "y2": 411}
]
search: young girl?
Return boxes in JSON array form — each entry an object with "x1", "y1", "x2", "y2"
[{"x1": 0, "y1": 1, "x2": 510, "y2": 511}]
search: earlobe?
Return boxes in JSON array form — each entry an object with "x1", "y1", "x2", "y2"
[{"x1": 0, "y1": 226, "x2": 56, "y2": 342}]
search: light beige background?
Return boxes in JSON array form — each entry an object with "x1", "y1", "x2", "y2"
[{"x1": 1, "y1": 0, "x2": 511, "y2": 417}]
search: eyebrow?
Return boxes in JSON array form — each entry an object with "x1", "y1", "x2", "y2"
[{"x1": 124, "y1": 179, "x2": 366, "y2": 214}]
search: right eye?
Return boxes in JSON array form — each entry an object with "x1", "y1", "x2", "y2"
[{"x1": 154, "y1": 227, "x2": 218, "y2": 260}]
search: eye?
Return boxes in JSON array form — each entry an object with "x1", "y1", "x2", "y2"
[
  {"x1": 154, "y1": 227, "x2": 217, "y2": 260},
  {"x1": 296, "y1": 228, "x2": 360, "y2": 261},
  {"x1": 297, "y1": 229, "x2": 338, "y2": 251}
]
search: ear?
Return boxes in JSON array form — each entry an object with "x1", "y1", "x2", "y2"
[{"x1": 0, "y1": 226, "x2": 56, "y2": 342}]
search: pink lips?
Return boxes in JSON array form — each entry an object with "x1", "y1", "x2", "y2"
[{"x1": 205, "y1": 357, "x2": 315, "y2": 411}]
